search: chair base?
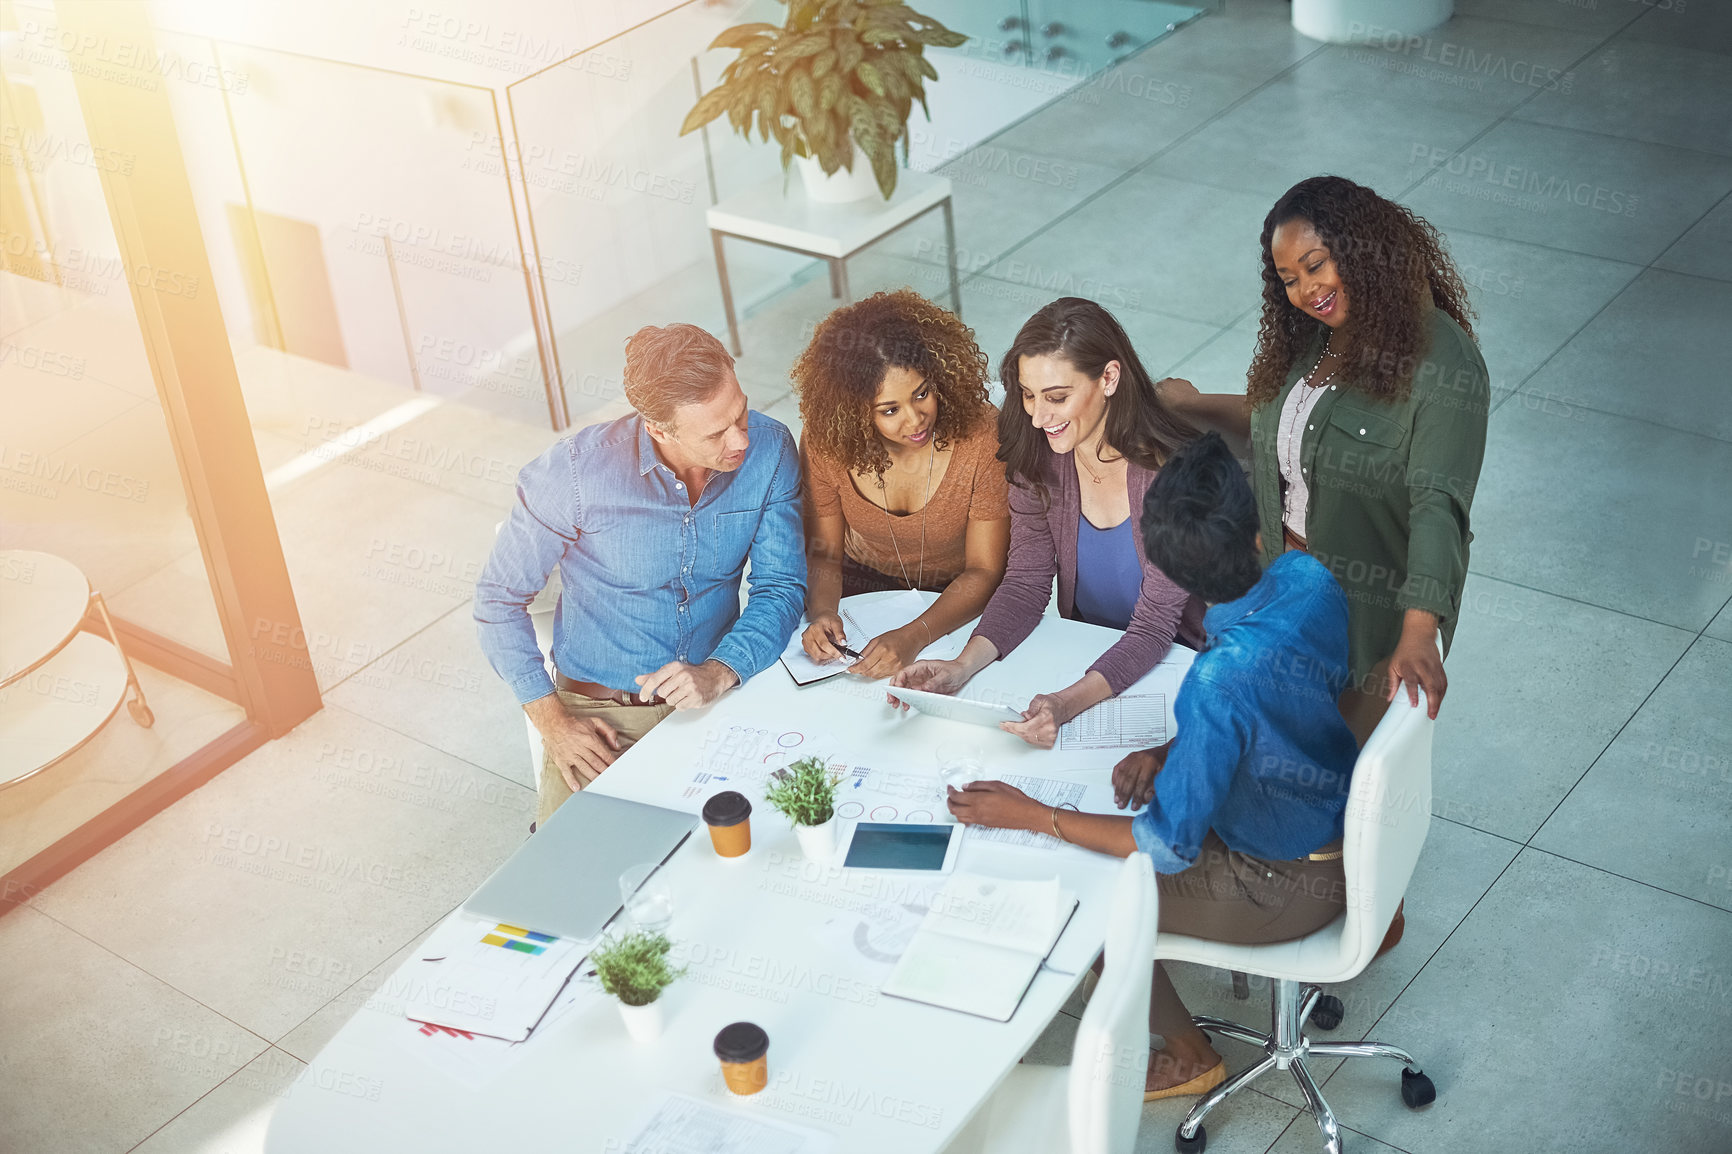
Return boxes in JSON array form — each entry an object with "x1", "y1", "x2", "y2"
[{"x1": 1176, "y1": 979, "x2": 1434, "y2": 1154}]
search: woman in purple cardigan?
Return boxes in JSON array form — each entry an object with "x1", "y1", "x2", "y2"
[{"x1": 891, "y1": 297, "x2": 1205, "y2": 747}]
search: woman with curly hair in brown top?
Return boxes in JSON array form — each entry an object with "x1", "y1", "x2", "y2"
[
  {"x1": 1163, "y1": 176, "x2": 1488, "y2": 750},
  {"x1": 793, "y1": 289, "x2": 1010, "y2": 679}
]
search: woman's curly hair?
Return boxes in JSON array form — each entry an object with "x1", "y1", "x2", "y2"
[
  {"x1": 792, "y1": 289, "x2": 993, "y2": 477},
  {"x1": 1246, "y1": 175, "x2": 1475, "y2": 408}
]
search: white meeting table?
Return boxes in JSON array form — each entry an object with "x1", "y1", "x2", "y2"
[{"x1": 265, "y1": 594, "x2": 1196, "y2": 1153}]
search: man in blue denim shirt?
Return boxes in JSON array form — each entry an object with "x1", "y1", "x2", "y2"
[
  {"x1": 475, "y1": 324, "x2": 804, "y2": 823},
  {"x1": 948, "y1": 432, "x2": 1365, "y2": 1101}
]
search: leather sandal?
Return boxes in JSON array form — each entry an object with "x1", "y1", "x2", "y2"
[
  {"x1": 1144, "y1": 1058, "x2": 1227, "y2": 1102},
  {"x1": 1375, "y1": 900, "x2": 1405, "y2": 959}
]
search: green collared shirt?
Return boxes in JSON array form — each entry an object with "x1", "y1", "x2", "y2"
[{"x1": 1250, "y1": 307, "x2": 1490, "y2": 684}]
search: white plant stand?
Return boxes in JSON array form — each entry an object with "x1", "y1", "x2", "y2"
[{"x1": 705, "y1": 169, "x2": 959, "y2": 356}]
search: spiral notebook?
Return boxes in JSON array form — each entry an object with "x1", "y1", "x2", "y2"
[{"x1": 779, "y1": 591, "x2": 937, "y2": 685}]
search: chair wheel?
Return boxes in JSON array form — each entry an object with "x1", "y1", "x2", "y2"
[
  {"x1": 1174, "y1": 1124, "x2": 1207, "y2": 1153},
  {"x1": 128, "y1": 699, "x2": 155, "y2": 727},
  {"x1": 1309, "y1": 994, "x2": 1344, "y2": 1031},
  {"x1": 1401, "y1": 1068, "x2": 1436, "y2": 1108}
]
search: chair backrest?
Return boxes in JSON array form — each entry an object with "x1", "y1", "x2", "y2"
[
  {"x1": 1067, "y1": 852, "x2": 1158, "y2": 1154},
  {"x1": 1339, "y1": 692, "x2": 1435, "y2": 972}
]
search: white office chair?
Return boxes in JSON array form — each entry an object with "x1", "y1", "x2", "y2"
[
  {"x1": 945, "y1": 851, "x2": 1160, "y2": 1154},
  {"x1": 492, "y1": 520, "x2": 560, "y2": 803},
  {"x1": 1156, "y1": 694, "x2": 1439, "y2": 1154},
  {"x1": 522, "y1": 603, "x2": 556, "y2": 800}
]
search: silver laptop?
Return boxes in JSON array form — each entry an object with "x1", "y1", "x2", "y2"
[{"x1": 462, "y1": 791, "x2": 697, "y2": 941}]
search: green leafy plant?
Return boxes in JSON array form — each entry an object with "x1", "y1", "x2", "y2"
[
  {"x1": 765, "y1": 755, "x2": 842, "y2": 827},
  {"x1": 679, "y1": 0, "x2": 967, "y2": 199},
  {"x1": 590, "y1": 930, "x2": 684, "y2": 1007}
]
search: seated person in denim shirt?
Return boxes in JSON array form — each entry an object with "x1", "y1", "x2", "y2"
[
  {"x1": 475, "y1": 323, "x2": 805, "y2": 825},
  {"x1": 947, "y1": 431, "x2": 1359, "y2": 1102}
]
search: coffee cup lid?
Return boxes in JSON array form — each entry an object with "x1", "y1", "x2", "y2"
[
  {"x1": 713, "y1": 1021, "x2": 769, "y2": 1063},
  {"x1": 702, "y1": 790, "x2": 751, "y2": 827}
]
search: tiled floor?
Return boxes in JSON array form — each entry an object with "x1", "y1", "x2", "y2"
[{"x1": 3, "y1": 1, "x2": 1730, "y2": 1152}]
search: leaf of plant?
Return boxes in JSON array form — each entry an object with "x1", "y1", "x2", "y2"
[
  {"x1": 728, "y1": 76, "x2": 757, "y2": 128},
  {"x1": 867, "y1": 130, "x2": 898, "y2": 198},
  {"x1": 878, "y1": 60, "x2": 908, "y2": 103},
  {"x1": 836, "y1": 32, "x2": 864, "y2": 73},
  {"x1": 778, "y1": 31, "x2": 830, "y2": 60},
  {"x1": 753, "y1": 75, "x2": 778, "y2": 142},
  {"x1": 817, "y1": 70, "x2": 843, "y2": 112},
  {"x1": 708, "y1": 22, "x2": 777, "y2": 51},
  {"x1": 679, "y1": 85, "x2": 732, "y2": 135},
  {"x1": 855, "y1": 59, "x2": 886, "y2": 97},
  {"x1": 789, "y1": 67, "x2": 817, "y2": 121}
]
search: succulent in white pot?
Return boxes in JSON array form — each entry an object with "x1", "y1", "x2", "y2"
[
  {"x1": 589, "y1": 930, "x2": 684, "y2": 1043},
  {"x1": 766, "y1": 755, "x2": 843, "y2": 861}
]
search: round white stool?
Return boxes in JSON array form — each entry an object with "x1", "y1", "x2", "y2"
[
  {"x1": 1292, "y1": 0, "x2": 1453, "y2": 43},
  {"x1": 0, "y1": 550, "x2": 155, "y2": 790}
]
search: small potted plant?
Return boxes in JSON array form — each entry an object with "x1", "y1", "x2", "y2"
[
  {"x1": 766, "y1": 755, "x2": 843, "y2": 860},
  {"x1": 589, "y1": 930, "x2": 684, "y2": 1043},
  {"x1": 679, "y1": 0, "x2": 967, "y2": 202}
]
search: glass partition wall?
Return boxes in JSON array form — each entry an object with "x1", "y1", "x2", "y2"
[{"x1": 0, "y1": 0, "x2": 319, "y2": 902}]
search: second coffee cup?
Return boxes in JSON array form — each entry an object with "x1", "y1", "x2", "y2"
[{"x1": 702, "y1": 790, "x2": 752, "y2": 858}]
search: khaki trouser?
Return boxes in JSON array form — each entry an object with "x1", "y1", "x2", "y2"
[
  {"x1": 1152, "y1": 830, "x2": 1348, "y2": 1039},
  {"x1": 536, "y1": 690, "x2": 672, "y2": 825}
]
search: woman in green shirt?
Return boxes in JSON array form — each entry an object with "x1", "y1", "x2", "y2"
[{"x1": 1162, "y1": 175, "x2": 1489, "y2": 746}]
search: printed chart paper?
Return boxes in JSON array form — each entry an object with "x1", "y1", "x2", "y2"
[
  {"x1": 1060, "y1": 693, "x2": 1167, "y2": 751},
  {"x1": 622, "y1": 1094, "x2": 833, "y2": 1154},
  {"x1": 965, "y1": 774, "x2": 1125, "y2": 850}
]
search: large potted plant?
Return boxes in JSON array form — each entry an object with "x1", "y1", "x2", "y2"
[
  {"x1": 589, "y1": 930, "x2": 685, "y2": 1043},
  {"x1": 765, "y1": 755, "x2": 843, "y2": 860},
  {"x1": 679, "y1": 0, "x2": 967, "y2": 202}
]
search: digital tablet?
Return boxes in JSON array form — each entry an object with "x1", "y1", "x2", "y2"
[
  {"x1": 838, "y1": 822, "x2": 964, "y2": 874},
  {"x1": 886, "y1": 684, "x2": 1024, "y2": 729}
]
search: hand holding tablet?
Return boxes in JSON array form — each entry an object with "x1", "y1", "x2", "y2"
[{"x1": 884, "y1": 684, "x2": 1025, "y2": 729}]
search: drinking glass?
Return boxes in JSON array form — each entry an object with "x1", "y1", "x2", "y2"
[
  {"x1": 619, "y1": 863, "x2": 673, "y2": 933},
  {"x1": 935, "y1": 740, "x2": 984, "y2": 819}
]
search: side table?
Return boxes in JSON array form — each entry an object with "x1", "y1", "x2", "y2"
[{"x1": 705, "y1": 169, "x2": 959, "y2": 355}]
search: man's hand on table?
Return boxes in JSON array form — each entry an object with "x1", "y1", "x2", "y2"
[
  {"x1": 637, "y1": 659, "x2": 738, "y2": 710},
  {"x1": 526, "y1": 695, "x2": 621, "y2": 790},
  {"x1": 1112, "y1": 739, "x2": 1173, "y2": 809},
  {"x1": 946, "y1": 780, "x2": 1042, "y2": 830}
]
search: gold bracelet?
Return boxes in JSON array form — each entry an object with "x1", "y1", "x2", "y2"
[{"x1": 1048, "y1": 803, "x2": 1080, "y2": 843}]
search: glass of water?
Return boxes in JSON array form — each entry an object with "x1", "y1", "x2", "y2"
[
  {"x1": 935, "y1": 740, "x2": 984, "y2": 819},
  {"x1": 619, "y1": 863, "x2": 673, "y2": 933}
]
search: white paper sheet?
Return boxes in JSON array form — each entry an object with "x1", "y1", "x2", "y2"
[
  {"x1": 622, "y1": 1094, "x2": 834, "y2": 1154},
  {"x1": 396, "y1": 914, "x2": 587, "y2": 1042},
  {"x1": 778, "y1": 629, "x2": 852, "y2": 686},
  {"x1": 1060, "y1": 692, "x2": 1168, "y2": 750},
  {"x1": 926, "y1": 875, "x2": 1067, "y2": 952},
  {"x1": 840, "y1": 589, "x2": 930, "y2": 646},
  {"x1": 780, "y1": 592, "x2": 963, "y2": 687},
  {"x1": 964, "y1": 774, "x2": 1131, "y2": 850}
]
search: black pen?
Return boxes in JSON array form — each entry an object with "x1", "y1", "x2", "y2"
[{"x1": 838, "y1": 644, "x2": 864, "y2": 660}]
